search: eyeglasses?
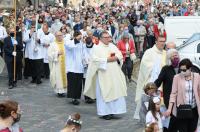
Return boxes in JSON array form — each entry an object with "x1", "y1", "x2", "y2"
[{"x1": 179, "y1": 69, "x2": 187, "y2": 72}]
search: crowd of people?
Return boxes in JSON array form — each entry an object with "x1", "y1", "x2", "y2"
[{"x1": 0, "y1": 0, "x2": 200, "y2": 132}]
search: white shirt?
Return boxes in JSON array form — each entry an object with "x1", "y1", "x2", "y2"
[
  {"x1": 24, "y1": 29, "x2": 44, "y2": 60},
  {"x1": 146, "y1": 111, "x2": 163, "y2": 130},
  {"x1": 40, "y1": 32, "x2": 55, "y2": 63},
  {"x1": 65, "y1": 39, "x2": 85, "y2": 73}
]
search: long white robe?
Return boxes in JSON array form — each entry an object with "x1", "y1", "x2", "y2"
[
  {"x1": 134, "y1": 45, "x2": 166, "y2": 119},
  {"x1": 84, "y1": 42, "x2": 127, "y2": 115},
  {"x1": 48, "y1": 42, "x2": 67, "y2": 94},
  {"x1": 96, "y1": 76, "x2": 126, "y2": 115}
]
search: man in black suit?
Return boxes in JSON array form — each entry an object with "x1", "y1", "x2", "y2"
[{"x1": 4, "y1": 27, "x2": 23, "y2": 89}]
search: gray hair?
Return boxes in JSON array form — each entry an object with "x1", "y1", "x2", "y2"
[
  {"x1": 167, "y1": 49, "x2": 179, "y2": 65},
  {"x1": 99, "y1": 30, "x2": 109, "y2": 38}
]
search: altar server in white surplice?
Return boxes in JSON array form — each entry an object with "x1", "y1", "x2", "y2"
[
  {"x1": 65, "y1": 31, "x2": 85, "y2": 105},
  {"x1": 84, "y1": 31, "x2": 127, "y2": 120},
  {"x1": 40, "y1": 23, "x2": 55, "y2": 79},
  {"x1": 24, "y1": 25, "x2": 44, "y2": 84}
]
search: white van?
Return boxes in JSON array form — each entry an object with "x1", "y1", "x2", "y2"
[
  {"x1": 164, "y1": 16, "x2": 200, "y2": 47},
  {"x1": 176, "y1": 33, "x2": 200, "y2": 72}
]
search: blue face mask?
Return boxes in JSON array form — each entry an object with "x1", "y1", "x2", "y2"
[{"x1": 124, "y1": 29, "x2": 129, "y2": 34}]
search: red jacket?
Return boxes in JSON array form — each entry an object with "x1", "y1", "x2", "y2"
[
  {"x1": 146, "y1": 24, "x2": 159, "y2": 38},
  {"x1": 117, "y1": 39, "x2": 135, "y2": 62},
  {"x1": 146, "y1": 24, "x2": 167, "y2": 39}
]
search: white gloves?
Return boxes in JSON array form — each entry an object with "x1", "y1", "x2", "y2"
[{"x1": 12, "y1": 51, "x2": 17, "y2": 56}]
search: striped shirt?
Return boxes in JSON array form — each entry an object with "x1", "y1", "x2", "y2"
[{"x1": 185, "y1": 80, "x2": 196, "y2": 108}]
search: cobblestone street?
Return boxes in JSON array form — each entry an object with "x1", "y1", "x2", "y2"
[{"x1": 0, "y1": 69, "x2": 143, "y2": 132}]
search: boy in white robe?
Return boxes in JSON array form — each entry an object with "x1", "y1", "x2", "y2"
[{"x1": 40, "y1": 23, "x2": 55, "y2": 79}]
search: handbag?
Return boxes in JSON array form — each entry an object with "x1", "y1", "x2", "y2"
[
  {"x1": 176, "y1": 104, "x2": 193, "y2": 119},
  {"x1": 176, "y1": 74, "x2": 194, "y2": 119}
]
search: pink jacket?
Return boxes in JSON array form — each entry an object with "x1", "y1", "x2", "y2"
[{"x1": 169, "y1": 72, "x2": 200, "y2": 117}]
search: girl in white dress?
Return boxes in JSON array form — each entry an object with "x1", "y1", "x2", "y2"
[{"x1": 146, "y1": 97, "x2": 163, "y2": 132}]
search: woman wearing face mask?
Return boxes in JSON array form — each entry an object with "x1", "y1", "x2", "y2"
[
  {"x1": 154, "y1": 49, "x2": 179, "y2": 132},
  {"x1": 164, "y1": 58, "x2": 200, "y2": 132},
  {"x1": 0, "y1": 100, "x2": 23, "y2": 132},
  {"x1": 60, "y1": 113, "x2": 82, "y2": 132},
  {"x1": 117, "y1": 32, "x2": 136, "y2": 82}
]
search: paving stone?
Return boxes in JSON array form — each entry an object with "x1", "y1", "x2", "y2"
[{"x1": 0, "y1": 71, "x2": 143, "y2": 132}]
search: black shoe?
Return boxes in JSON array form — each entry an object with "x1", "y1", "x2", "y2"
[
  {"x1": 85, "y1": 99, "x2": 95, "y2": 104},
  {"x1": 36, "y1": 80, "x2": 42, "y2": 84},
  {"x1": 99, "y1": 115, "x2": 112, "y2": 120},
  {"x1": 13, "y1": 83, "x2": 17, "y2": 87},
  {"x1": 110, "y1": 114, "x2": 121, "y2": 119},
  {"x1": 72, "y1": 99, "x2": 80, "y2": 105},
  {"x1": 57, "y1": 93, "x2": 65, "y2": 98},
  {"x1": 24, "y1": 76, "x2": 28, "y2": 79},
  {"x1": 31, "y1": 80, "x2": 36, "y2": 83},
  {"x1": 8, "y1": 85, "x2": 14, "y2": 89}
]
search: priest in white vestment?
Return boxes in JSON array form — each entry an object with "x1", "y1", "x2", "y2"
[
  {"x1": 84, "y1": 31, "x2": 127, "y2": 120},
  {"x1": 134, "y1": 35, "x2": 167, "y2": 119},
  {"x1": 48, "y1": 31, "x2": 67, "y2": 97}
]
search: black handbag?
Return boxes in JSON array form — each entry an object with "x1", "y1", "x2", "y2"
[
  {"x1": 176, "y1": 74, "x2": 194, "y2": 119},
  {"x1": 177, "y1": 104, "x2": 193, "y2": 119}
]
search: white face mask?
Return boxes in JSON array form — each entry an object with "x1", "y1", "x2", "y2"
[{"x1": 180, "y1": 69, "x2": 191, "y2": 77}]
